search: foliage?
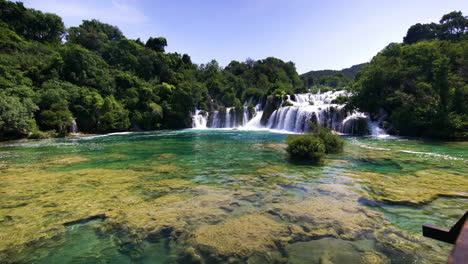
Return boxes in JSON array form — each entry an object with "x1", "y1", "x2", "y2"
[
  {"x1": 300, "y1": 63, "x2": 367, "y2": 92},
  {"x1": 286, "y1": 123, "x2": 344, "y2": 162},
  {"x1": 0, "y1": 0, "x2": 65, "y2": 43},
  {"x1": 0, "y1": 0, "x2": 305, "y2": 141},
  {"x1": 351, "y1": 27, "x2": 467, "y2": 139},
  {"x1": 403, "y1": 11, "x2": 467, "y2": 44},
  {"x1": 0, "y1": 91, "x2": 38, "y2": 138},
  {"x1": 286, "y1": 134, "x2": 326, "y2": 162},
  {"x1": 1, "y1": 1, "x2": 465, "y2": 141},
  {"x1": 98, "y1": 96, "x2": 130, "y2": 132},
  {"x1": 350, "y1": 11, "x2": 468, "y2": 140},
  {"x1": 331, "y1": 96, "x2": 348, "y2": 105},
  {"x1": 38, "y1": 101, "x2": 73, "y2": 134},
  {"x1": 67, "y1": 19, "x2": 123, "y2": 51},
  {"x1": 146, "y1": 37, "x2": 167, "y2": 52},
  {"x1": 306, "y1": 73, "x2": 351, "y2": 92},
  {"x1": 311, "y1": 122, "x2": 344, "y2": 154}
]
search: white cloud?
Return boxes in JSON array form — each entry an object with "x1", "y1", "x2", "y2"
[{"x1": 22, "y1": 0, "x2": 149, "y2": 26}]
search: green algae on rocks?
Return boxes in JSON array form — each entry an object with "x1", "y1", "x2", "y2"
[
  {"x1": 0, "y1": 130, "x2": 466, "y2": 263},
  {"x1": 348, "y1": 169, "x2": 468, "y2": 205}
]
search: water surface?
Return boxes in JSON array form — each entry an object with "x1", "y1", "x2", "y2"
[{"x1": 0, "y1": 130, "x2": 466, "y2": 263}]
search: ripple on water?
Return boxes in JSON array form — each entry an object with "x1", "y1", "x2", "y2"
[{"x1": 0, "y1": 130, "x2": 465, "y2": 263}]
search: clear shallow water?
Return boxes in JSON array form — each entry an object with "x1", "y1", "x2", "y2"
[{"x1": 0, "y1": 130, "x2": 466, "y2": 263}]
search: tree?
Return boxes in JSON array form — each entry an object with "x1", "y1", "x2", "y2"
[
  {"x1": 0, "y1": 0, "x2": 310, "y2": 139},
  {"x1": 145, "y1": 37, "x2": 167, "y2": 52},
  {"x1": 67, "y1": 19, "x2": 124, "y2": 51},
  {"x1": 439, "y1": 11, "x2": 468, "y2": 40},
  {"x1": 0, "y1": 0, "x2": 65, "y2": 42},
  {"x1": 403, "y1": 23, "x2": 438, "y2": 44},
  {"x1": 72, "y1": 88, "x2": 104, "y2": 132},
  {"x1": 38, "y1": 101, "x2": 73, "y2": 133},
  {"x1": 98, "y1": 96, "x2": 130, "y2": 132},
  {"x1": 351, "y1": 38, "x2": 467, "y2": 139},
  {"x1": 0, "y1": 93, "x2": 38, "y2": 139}
]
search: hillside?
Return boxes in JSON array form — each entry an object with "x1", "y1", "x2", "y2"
[
  {"x1": 0, "y1": 0, "x2": 305, "y2": 140},
  {"x1": 300, "y1": 63, "x2": 367, "y2": 80}
]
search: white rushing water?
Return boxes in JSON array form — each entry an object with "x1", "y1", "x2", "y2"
[{"x1": 191, "y1": 91, "x2": 388, "y2": 136}]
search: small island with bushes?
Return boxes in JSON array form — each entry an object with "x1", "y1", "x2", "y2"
[{"x1": 286, "y1": 123, "x2": 344, "y2": 163}]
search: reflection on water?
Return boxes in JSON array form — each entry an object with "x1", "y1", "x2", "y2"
[{"x1": 0, "y1": 130, "x2": 466, "y2": 263}]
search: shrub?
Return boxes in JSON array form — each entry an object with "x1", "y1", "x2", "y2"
[
  {"x1": 285, "y1": 134, "x2": 325, "y2": 162},
  {"x1": 310, "y1": 122, "x2": 344, "y2": 154},
  {"x1": 282, "y1": 100, "x2": 293, "y2": 107},
  {"x1": 286, "y1": 123, "x2": 344, "y2": 163},
  {"x1": 318, "y1": 129, "x2": 344, "y2": 154},
  {"x1": 331, "y1": 96, "x2": 348, "y2": 105},
  {"x1": 28, "y1": 130, "x2": 58, "y2": 139}
]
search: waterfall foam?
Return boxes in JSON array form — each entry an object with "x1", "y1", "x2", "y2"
[
  {"x1": 191, "y1": 91, "x2": 389, "y2": 136},
  {"x1": 192, "y1": 110, "x2": 208, "y2": 129}
]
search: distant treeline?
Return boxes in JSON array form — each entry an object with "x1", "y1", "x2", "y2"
[{"x1": 301, "y1": 63, "x2": 367, "y2": 92}]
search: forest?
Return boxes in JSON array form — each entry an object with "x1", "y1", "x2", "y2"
[
  {"x1": 0, "y1": 0, "x2": 466, "y2": 140},
  {"x1": 350, "y1": 11, "x2": 468, "y2": 139}
]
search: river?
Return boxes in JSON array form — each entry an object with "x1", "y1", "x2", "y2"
[{"x1": 0, "y1": 130, "x2": 466, "y2": 263}]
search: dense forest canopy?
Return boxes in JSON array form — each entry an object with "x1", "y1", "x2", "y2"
[
  {"x1": 350, "y1": 11, "x2": 468, "y2": 140},
  {"x1": 0, "y1": 0, "x2": 467, "y2": 140},
  {"x1": 0, "y1": 0, "x2": 304, "y2": 140}
]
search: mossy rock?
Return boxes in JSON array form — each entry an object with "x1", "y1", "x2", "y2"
[
  {"x1": 187, "y1": 215, "x2": 290, "y2": 263},
  {"x1": 347, "y1": 169, "x2": 468, "y2": 204},
  {"x1": 45, "y1": 155, "x2": 89, "y2": 166},
  {"x1": 286, "y1": 238, "x2": 390, "y2": 264},
  {"x1": 266, "y1": 195, "x2": 384, "y2": 240}
]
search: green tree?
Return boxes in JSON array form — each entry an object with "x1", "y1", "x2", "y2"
[
  {"x1": 0, "y1": 0, "x2": 65, "y2": 43},
  {"x1": 439, "y1": 11, "x2": 468, "y2": 40},
  {"x1": 38, "y1": 101, "x2": 73, "y2": 134},
  {"x1": 0, "y1": 92, "x2": 38, "y2": 139},
  {"x1": 145, "y1": 37, "x2": 167, "y2": 52},
  {"x1": 403, "y1": 23, "x2": 438, "y2": 44},
  {"x1": 67, "y1": 19, "x2": 123, "y2": 51},
  {"x1": 98, "y1": 96, "x2": 130, "y2": 132}
]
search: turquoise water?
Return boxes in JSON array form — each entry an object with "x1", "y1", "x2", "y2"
[{"x1": 0, "y1": 130, "x2": 466, "y2": 263}]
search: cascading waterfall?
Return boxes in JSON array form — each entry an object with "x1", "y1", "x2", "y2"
[
  {"x1": 192, "y1": 110, "x2": 208, "y2": 129},
  {"x1": 192, "y1": 106, "x2": 258, "y2": 129},
  {"x1": 191, "y1": 91, "x2": 388, "y2": 136}
]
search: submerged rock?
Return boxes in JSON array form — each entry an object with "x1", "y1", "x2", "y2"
[
  {"x1": 45, "y1": 155, "x2": 89, "y2": 165},
  {"x1": 251, "y1": 143, "x2": 287, "y2": 153},
  {"x1": 187, "y1": 215, "x2": 291, "y2": 263},
  {"x1": 266, "y1": 195, "x2": 383, "y2": 240},
  {"x1": 286, "y1": 238, "x2": 389, "y2": 264},
  {"x1": 348, "y1": 169, "x2": 468, "y2": 204},
  {"x1": 0, "y1": 151, "x2": 456, "y2": 264}
]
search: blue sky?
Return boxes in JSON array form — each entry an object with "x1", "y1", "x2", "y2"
[{"x1": 22, "y1": 0, "x2": 467, "y2": 74}]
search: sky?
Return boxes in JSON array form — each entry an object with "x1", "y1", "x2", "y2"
[{"x1": 22, "y1": 0, "x2": 468, "y2": 74}]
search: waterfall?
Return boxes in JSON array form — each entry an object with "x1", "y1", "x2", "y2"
[
  {"x1": 192, "y1": 110, "x2": 208, "y2": 129},
  {"x1": 69, "y1": 119, "x2": 78, "y2": 134},
  {"x1": 191, "y1": 91, "x2": 389, "y2": 136},
  {"x1": 224, "y1": 107, "x2": 232, "y2": 128}
]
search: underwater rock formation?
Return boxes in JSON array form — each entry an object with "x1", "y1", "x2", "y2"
[{"x1": 347, "y1": 169, "x2": 468, "y2": 204}]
